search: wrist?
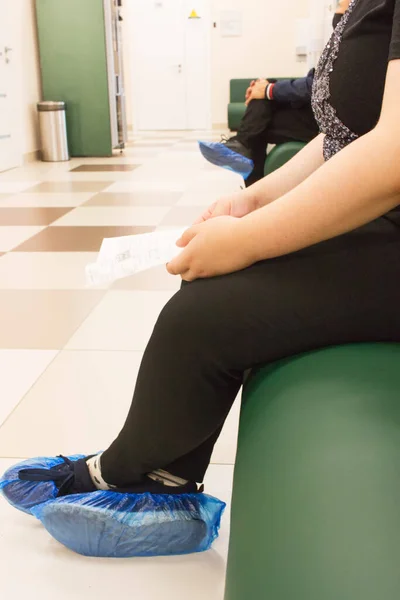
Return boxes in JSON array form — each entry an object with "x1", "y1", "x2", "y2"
[
  {"x1": 265, "y1": 83, "x2": 275, "y2": 100},
  {"x1": 238, "y1": 216, "x2": 266, "y2": 265},
  {"x1": 243, "y1": 187, "x2": 263, "y2": 211}
]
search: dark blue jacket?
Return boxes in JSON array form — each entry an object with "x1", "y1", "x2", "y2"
[{"x1": 272, "y1": 69, "x2": 315, "y2": 108}]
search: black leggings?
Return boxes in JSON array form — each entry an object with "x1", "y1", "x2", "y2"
[{"x1": 101, "y1": 214, "x2": 400, "y2": 486}]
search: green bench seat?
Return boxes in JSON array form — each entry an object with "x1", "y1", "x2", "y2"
[{"x1": 225, "y1": 343, "x2": 400, "y2": 600}]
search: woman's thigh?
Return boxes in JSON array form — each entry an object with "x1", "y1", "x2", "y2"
[{"x1": 173, "y1": 216, "x2": 400, "y2": 371}]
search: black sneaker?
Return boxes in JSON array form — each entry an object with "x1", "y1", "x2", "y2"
[{"x1": 0, "y1": 454, "x2": 201, "y2": 515}]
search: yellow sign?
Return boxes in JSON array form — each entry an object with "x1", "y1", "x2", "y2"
[{"x1": 189, "y1": 9, "x2": 200, "y2": 19}]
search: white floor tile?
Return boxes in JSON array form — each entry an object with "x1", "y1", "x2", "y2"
[
  {"x1": 0, "y1": 350, "x2": 58, "y2": 427},
  {"x1": 66, "y1": 291, "x2": 174, "y2": 351},
  {"x1": 0, "y1": 459, "x2": 233, "y2": 600},
  {"x1": 52, "y1": 206, "x2": 170, "y2": 227},
  {"x1": 0, "y1": 132, "x2": 242, "y2": 600},
  {"x1": 211, "y1": 394, "x2": 241, "y2": 465},
  {"x1": 0, "y1": 193, "x2": 97, "y2": 208},
  {"x1": 0, "y1": 181, "x2": 40, "y2": 192},
  {"x1": 130, "y1": 165, "x2": 202, "y2": 185},
  {"x1": 0, "y1": 253, "x2": 105, "y2": 290},
  {"x1": 175, "y1": 191, "x2": 220, "y2": 207},
  {"x1": 132, "y1": 138, "x2": 180, "y2": 145},
  {"x1": 0, "y1": 351, "x2": 143, "y2": 457},
  {"x1": 0, "y1": 226, "x2": 45, "y2": 251},
  {"x1": 106, "y1": 180, "x2": 188, "y2": 193}
]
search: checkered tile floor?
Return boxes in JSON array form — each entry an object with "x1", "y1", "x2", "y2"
[{"x1": 0, "y1": 131, "x2": 243, "y2": 600}]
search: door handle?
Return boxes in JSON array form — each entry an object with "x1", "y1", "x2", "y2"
[{"x1": 4, "y1": 47, "x2": 12, "y2": 64}]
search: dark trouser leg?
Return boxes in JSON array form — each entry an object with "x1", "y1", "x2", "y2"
[
  {"x1": 245, "y1": 103, "x2": 319, "y2": 187},
  {"x1": 236, "y1": 100, "x2": 271, "y2": 187},
  {"x1": 266, "y1": 104, "x2": 319, "y2": 145},
  {"x1": 235, "y1": 99, "x2": 273, "y2": 147},
  {"x1": 101, "y1": 216, "x2": 400, "y2": 486}
]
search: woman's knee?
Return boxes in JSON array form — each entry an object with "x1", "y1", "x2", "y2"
[{"x1": 153, "y1": 279, "x2": 227, "y2": 350}]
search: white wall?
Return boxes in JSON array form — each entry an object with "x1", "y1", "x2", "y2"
[
  {"x1": 123, "y1": 0, "x2": 310, "y2": 130},
  {"x1": 21, "y1": 0, "x2": 42, "y2": 155},
  {"x1": 210, "y1": 0, "x2": 310, "y2": 125}
]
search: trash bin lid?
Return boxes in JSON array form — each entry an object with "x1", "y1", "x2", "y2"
[{"x1": 37, "y1": 101, "x2": 66, "y2": 112}]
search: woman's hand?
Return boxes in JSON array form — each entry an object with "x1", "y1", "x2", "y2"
[
  {"x1": 193, "y1": 191, "x2": 259, "y2": 224},
  {"x1": 166, "y1": 216, "x2": 255, "y2": 281}
]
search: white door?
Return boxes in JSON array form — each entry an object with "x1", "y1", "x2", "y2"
[
  {"x1": 127, "y1": 0, "x2": 211, "y2": 131},
  {"x1": 0, "y1": 0, "x2": 22, "y2": 172}
]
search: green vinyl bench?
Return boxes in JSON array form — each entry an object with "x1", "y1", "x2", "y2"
[{"x1": 224, "y1": 343, "x2": 400, "y2": 600}]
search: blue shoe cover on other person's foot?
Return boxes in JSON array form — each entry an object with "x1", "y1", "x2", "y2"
[
  {"x1": 0, "y1": 454, "x2": 86, "y2": 514},
  {"x1": 31, "y1": 491, "x2": 226, "y2": 557},
  {"x1": 199, "y1": 140, "x2": 254, "y2": 179}
]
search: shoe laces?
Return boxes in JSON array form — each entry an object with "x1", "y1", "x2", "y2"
[
  {"x1": 18, "y1": 455, "x2": 76, "y2": 497},
  {"x1": 220, "y1": 134, "x2": 230, "y2": 143}
]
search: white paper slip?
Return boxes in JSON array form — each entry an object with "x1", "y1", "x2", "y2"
[{"x1": 86, "y1": 228, "x2": 186, "y2": 286}]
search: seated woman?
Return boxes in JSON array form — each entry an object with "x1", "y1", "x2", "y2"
[{"x1": 2, "y1": 0, "x2": 400, "y2": 530}]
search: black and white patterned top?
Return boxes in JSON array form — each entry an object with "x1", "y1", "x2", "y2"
[{"x1": 311, "y1": 0, "x2": 360, "y2": 161}]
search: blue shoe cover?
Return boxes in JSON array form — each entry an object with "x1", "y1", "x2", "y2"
[
  {"x1": 0, "y1": 454, "x2": 86, "y2": 515},
  {"x1": 199, "y1": 140, "x2": 254, "y2": 179},
  {"x1": 32, "y1": 491, "x2": 226, "y2": 557}
]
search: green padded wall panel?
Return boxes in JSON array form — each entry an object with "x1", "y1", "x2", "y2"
[
  {"x1": 227, "y1": 103, "x2": 246, "y2": 131},
  {"x1": 264, "y1": 141, "x2": 306, "y2": 175},
  {"x1": 36, "y1": 0, "x2": 112, "y2": 156},
  {"x1": 225, "y1": 344, "x2": 400, "y2": 600}
]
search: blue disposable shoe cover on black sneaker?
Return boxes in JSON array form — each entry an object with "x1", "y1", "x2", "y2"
[
  {"x1": 31, "y1": 491, "x2": 226, "y2": 558},
  {"x1": 199, "y1": 141, "x2": 254, "y2": 179}
]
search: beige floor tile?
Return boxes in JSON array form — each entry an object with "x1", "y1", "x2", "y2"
[
  {"x1": 0, "y1": 252, "x2": 104, "y2": 289},
  {"x1": 40, "y1": 171, "x2": 144, "y2": 183},
  {"x1": 0, "y1": 459, "x2": 231, "y2": 600},
  {"x1": 25, "y1": 181, "x2": 112, "y2": 193},
  {"x1": 84, "y1": 191, "x2": 182, "y2": 207},
  {"x1": 0, "y1": 207, "x2": 73, "y2": 225},
  {"x1": 160, "y1": 206, "x2": 204, "y2": 227},
  {"x1": 52, "y1": 206, "x2": 170, "y2": 227},
  {"x1": 0, "y1": 350, "x2": 58, "y2": 426},
  {"x1": 13, "y1": 226, "x2": 155, "y2": 252},
  {"x1": 112, "y1": 265, "x2": 181, "y2": 291},
  {"x1": 0, "y1": 226, "x2": 45, "y2": 251},
  {"x1": 0, "y1": 290, "x2": 104, "y2": 349},
  {"x1": 66, "y1": 290, "x2": 174, "y2": 351},
  {"x1": 67, "y1": 153, "x2": 157, "y2": 165},
  {"x1": 70, "y1": 164, "x2": 141, "y2": 173},
  {"x1": 0, "y1": 192, "x2": 97, "y2": 208},
  {"x1": 0, "y1": 350, "x2": 143, "y2": 457}
]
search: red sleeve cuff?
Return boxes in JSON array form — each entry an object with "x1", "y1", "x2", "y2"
[{"x1": 266, "y1": 83, "x2": 275, "y2": 101}]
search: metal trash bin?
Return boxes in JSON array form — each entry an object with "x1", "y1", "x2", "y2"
[{"x1": 37, "y1": 101, "x2": 69, "y2": 162}]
